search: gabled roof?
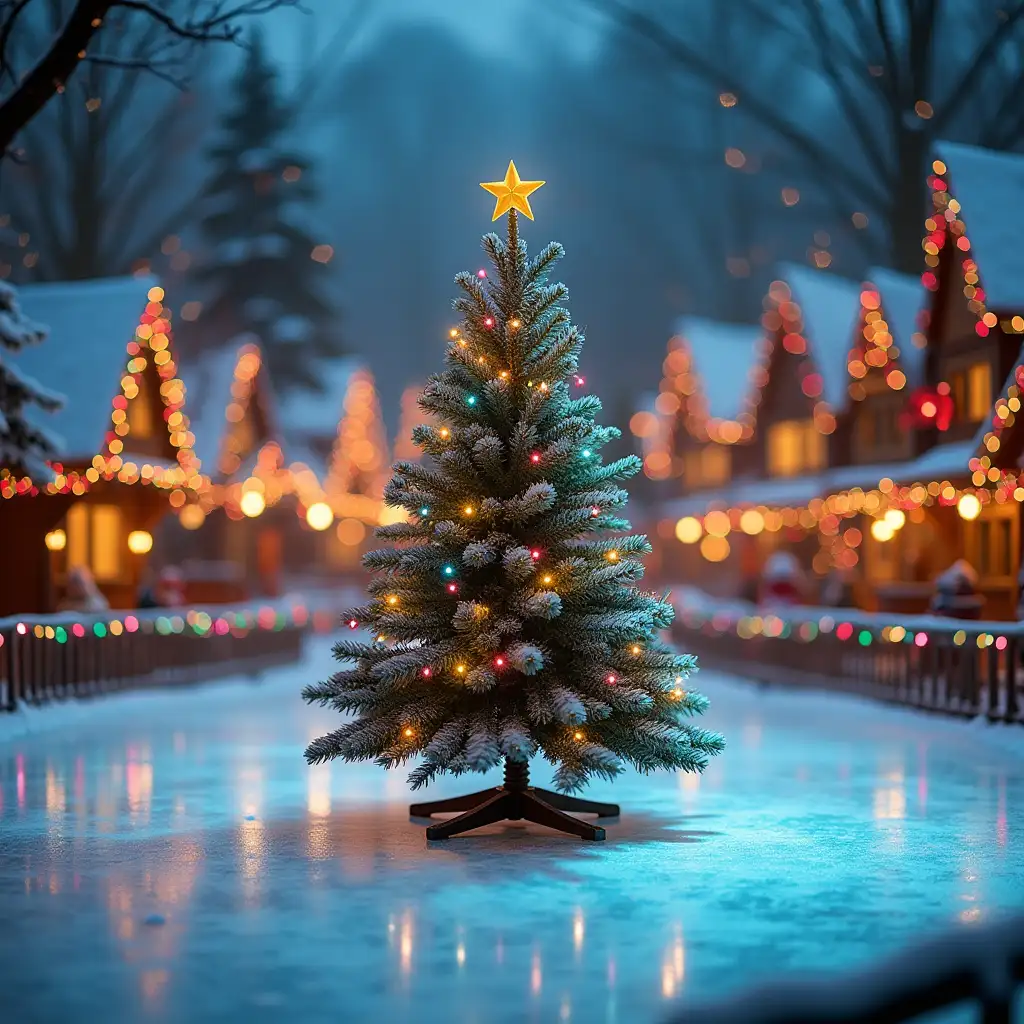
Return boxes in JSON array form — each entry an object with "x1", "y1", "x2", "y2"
[
  {"x1": 934, "y1": 141, "x2": 1024, "y2": 312},
  {"x1": 14, "y1": 276, "x2": 154, "y2": 463},
  {"x1": 867, "y1": 266, "x2": 928, "y2": 388},
  {"x1": 184, "y1": 336, "x2": 278, "y2": 479},
  {"x1": 674, "y1": 316, "x2": 763, "y2": 423},
  {"x1": 275, "y1": 357, "x2": 363, "y2": 441},
  {"x1": 778, "y1": 263, "x2": 864, "y2": 411}
]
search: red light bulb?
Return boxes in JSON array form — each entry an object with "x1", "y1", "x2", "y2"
[
  {"x1": 477, "y1": 269, "x2": 487, "y2": 279},
  {"x1": 422, "y1": 667, "x2": 432, "y2": 677},
  {"x1": 530, "y1": 452, "x2": 541, "y2": 464},
  {"x1": 606, "y1": 674, "x2": 616, "y2": 684},
  {"x1": 591, "y1": 507, "x2": 600, "y2": 517},
  {"x1": 574, "y1": 375, "x2": 585, "y2": 387},
  {"x1": 347, "y1": 619, "x2": 358, "y2": 629},
  {"x1": 530, "y1": 549, "x2": 541, "y2": 561},
  {"x1": 483, "y1": 317, "x2": 494, "y2": 329},
  {"x1": 494, "y1": 656, "x2": 505, "y2": 668},
  {"x1": 447, "y1": 583, "x2": 458, "y2": 593}
]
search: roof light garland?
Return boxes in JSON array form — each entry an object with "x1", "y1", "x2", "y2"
[
  {"x1": 762, "y1": 280, "x2": 836, "y2": 436},
  {"x1": 642, "y1": 332, "x2": 758, "y2": 480},
  {"x1": 847, "y1": 288, "x2": 910, "y2": 400},
  {"x1": 324, "y1": 367, "x2": 392, "y2": 523},
  {"x1": 922, "y1": 158, "x2": 1024, "y2": 481},
  {"x1": 1, "y1": 286, "x2": 204, "y2": 502}
]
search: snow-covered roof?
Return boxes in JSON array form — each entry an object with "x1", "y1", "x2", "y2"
[
  {"x1": 13, "y1": 276, "x2": 152, "y2": 463},
  {"x1": 935, "y1": 141, "x2": 1024, "y2": 311},
  {"x1": 674, "y1": 316, "x2": 762, "y2": 422},
  {"x1": 275, "y1": 357, "x2": 363, "y2": 438},
  {"x1": 182, "y1": 337, "x2": 282, "y2": 478},
  {"x1": 868, "y1": 266, "x2": 928, "y2": 388},
  {"x1": 778, "y1": 263, "x2": 863, "y2": 411}
]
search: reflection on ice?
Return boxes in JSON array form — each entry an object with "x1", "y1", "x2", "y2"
[{"x1": 0, "y1": 641, "x2": 1021, "y2": 1024}]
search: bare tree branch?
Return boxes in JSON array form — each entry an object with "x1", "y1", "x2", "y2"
[{"x1": 0, "y1": 0, "x2": 300, "y2": 160}]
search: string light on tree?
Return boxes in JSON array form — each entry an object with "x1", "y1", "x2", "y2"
[{"x1": 303, "y1": 162, "x2": 721, "y2": 842}]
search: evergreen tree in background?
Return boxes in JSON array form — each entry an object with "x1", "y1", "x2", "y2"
[
  {"x1": 194, "y1": 31, "x2": 341, "y2": 393},
  {"x1": 0, "y1": 282, "x2": 63, "y2": 479},
  {"x1": 304, "y1": 175, "x2": 723, "y2": 841}
]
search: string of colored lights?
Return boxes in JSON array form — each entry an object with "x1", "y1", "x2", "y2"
[
  {"x1": 1, "y1": 285, "x2": 204, "y2": 502},
  {"x1": 0, "y1": 601, "x2": 340, "y2": 648},
  {"x1": 678, "y1": 597, "x2": 1015, "y2": 652}
]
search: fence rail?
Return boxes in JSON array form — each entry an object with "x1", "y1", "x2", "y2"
[
  {"x1": 0, "y1": 599, "x2": 341, "y2": 713},
  {"x1": 672, "y1": 588, "x2": 1024, "y2": 723},
  {"x1": 672, "y1": 911, "x2": 1024, "y2": 1023}
]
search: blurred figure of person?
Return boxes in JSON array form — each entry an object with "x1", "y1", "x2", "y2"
[
  {"x1": 930, "y1": 559, "x2": 983, "y2": 619},
  {"x1": 758, "y1": 551, "x2": 806, "y2": 608},
  {"x1": 138, "y1": 566, "x2": 187, "y2": 608},
  {"x1": 59, "y1": 565, "x2": 109, "y2": 612}
]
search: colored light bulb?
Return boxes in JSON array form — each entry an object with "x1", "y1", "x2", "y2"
[
  {"x1": 443, "y1": 565, "x2": 455, "y2": 576},
  {"x1": 347, "y1": 618, "x2": 358, "y2": 629},
  {"x1": 530, "y1": 452, "x2": 541, "y2": 464}
]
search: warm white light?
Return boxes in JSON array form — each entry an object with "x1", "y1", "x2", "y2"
[
  {"x1": 957, "y1": 494, "x2": 981, "y2": 521},
  {"x1": 739, "y1": 509, "x2": 765, "y2": 536},
  {"x1": 240, "y1": 491, "x2": 265, "y2": 518},
  {"x1": 675, "y1": 517, "x2": 702, "y2": 544},
  {"x1": 883, "y1": 509, "x2": 906, "y2": 530},
  {"x1": 179, "y1": 504, "x2": 205, "y2": 531},
  {"x1": 870, "y1": 519, "x2": 894, "y2": 542},
  {"x1": 306, "y1": 501, "x2": 334, "y2": 531},
  {"x1": 127, "y1": 530, "x2": 153, "y2": 555},
  {"x1": 45, "y1": 529, "x2": 66, "y2": 552}
]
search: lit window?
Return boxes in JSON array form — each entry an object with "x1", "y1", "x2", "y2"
[
  {"x1": 682, "y1": 445, "x2": 731, "y2": 489},
  {"x1": 767, "y1": 420, "x2": 824, "y2": 477},
  {"x1": 967, "y1": 362, "x2": 991, "y2": 422},
  {"x1": 63, "y1": 504, "x2": 124, "y2": 582}
]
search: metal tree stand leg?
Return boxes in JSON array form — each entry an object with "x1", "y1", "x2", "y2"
[{"x1": 409, "y1": 759, "x2": 619, "y2": 841}]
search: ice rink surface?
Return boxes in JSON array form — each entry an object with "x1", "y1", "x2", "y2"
[{"x1": 2, "y1": 637, "x2": 1023, "y2": 1023}]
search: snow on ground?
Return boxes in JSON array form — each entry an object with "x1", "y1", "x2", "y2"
[{"x1": 1, "y1": 637, "x2": 1023, "y2": 1024}]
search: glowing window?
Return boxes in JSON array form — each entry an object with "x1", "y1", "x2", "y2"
[{"x1": 767, "y1": 420, "x2": 823, "y2": 477}]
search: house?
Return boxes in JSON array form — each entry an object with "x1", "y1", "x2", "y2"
[{"x1": 0, "y1": 277, "x2": 200, "y2": 613}]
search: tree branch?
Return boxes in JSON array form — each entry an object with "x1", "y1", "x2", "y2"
[{"x1": 0, "y1": 0, "x2": 116, "y2": 158}]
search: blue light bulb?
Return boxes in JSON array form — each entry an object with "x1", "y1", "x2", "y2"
[
  {"x1": 420, "y1": 506, "x2": 429, "y2": 516},
  {"x1": 466, "y1": 395, "x2": 477, "y2": 406},
  {"x1": 582, "y1": 448, "x2": 592, "y2": 458},
  {"x1": 443, "y1": 565, "x2": 455, "y2": 576}
]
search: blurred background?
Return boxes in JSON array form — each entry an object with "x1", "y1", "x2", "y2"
[{"x1": 7, "y1": 0, "x2": 1017, "y2": 434}]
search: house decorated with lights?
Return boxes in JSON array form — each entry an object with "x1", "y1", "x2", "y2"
[
  {"x1": 647, "y1": 141, "x2": 1024, "y2": 619},
  {"x1": 0, "y1": 277, "x2": 201, "y2": 613}
]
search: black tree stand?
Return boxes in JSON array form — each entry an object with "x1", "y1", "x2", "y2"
[{"x1": 410, "y1": 759, "x2": 619, "y2": 841}]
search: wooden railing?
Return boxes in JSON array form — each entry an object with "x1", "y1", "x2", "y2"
[
  {"x1": 0, "y1": 599, "x2": 341, "y2": 713},
  {"x1": 672, "y1": 910, "x2": 1024, "y2": 1023},
  {"x1": 672, "y1": 588, "x2": 1024, "y2": 723}
]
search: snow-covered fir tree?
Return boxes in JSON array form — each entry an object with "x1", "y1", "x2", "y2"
[
  {"x1": 193, "y1": 30, "x2": 342, "y2": 393},
  {"x1": 304, "y1": 203, "x2": 723, "y2": 806},
  {"x1": 0, "y1": 282, "x2": 63, "y2": 479}
]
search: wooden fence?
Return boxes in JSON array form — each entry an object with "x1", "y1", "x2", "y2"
[
  {"x1": 672, "y1": 588, "x2": 1024, "y2": 723},
  {"x1": 0, "y1": 600, "x2": 340, "y2": 713}
]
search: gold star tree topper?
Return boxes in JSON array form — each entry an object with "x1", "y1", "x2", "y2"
[{"x1": 480, "y1": 160, "x2": 545, "y2": 221}]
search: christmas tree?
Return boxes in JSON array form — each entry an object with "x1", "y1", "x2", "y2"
[
  {"x1": 193, "y1": 30, "x2": 341, "y2": 394},
  {"x1": 304, "y1": 164, "x2": 723, "y2": 840},
  {"x1": 0, "y1": 282, "x2": 64, "y2": 479}
]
